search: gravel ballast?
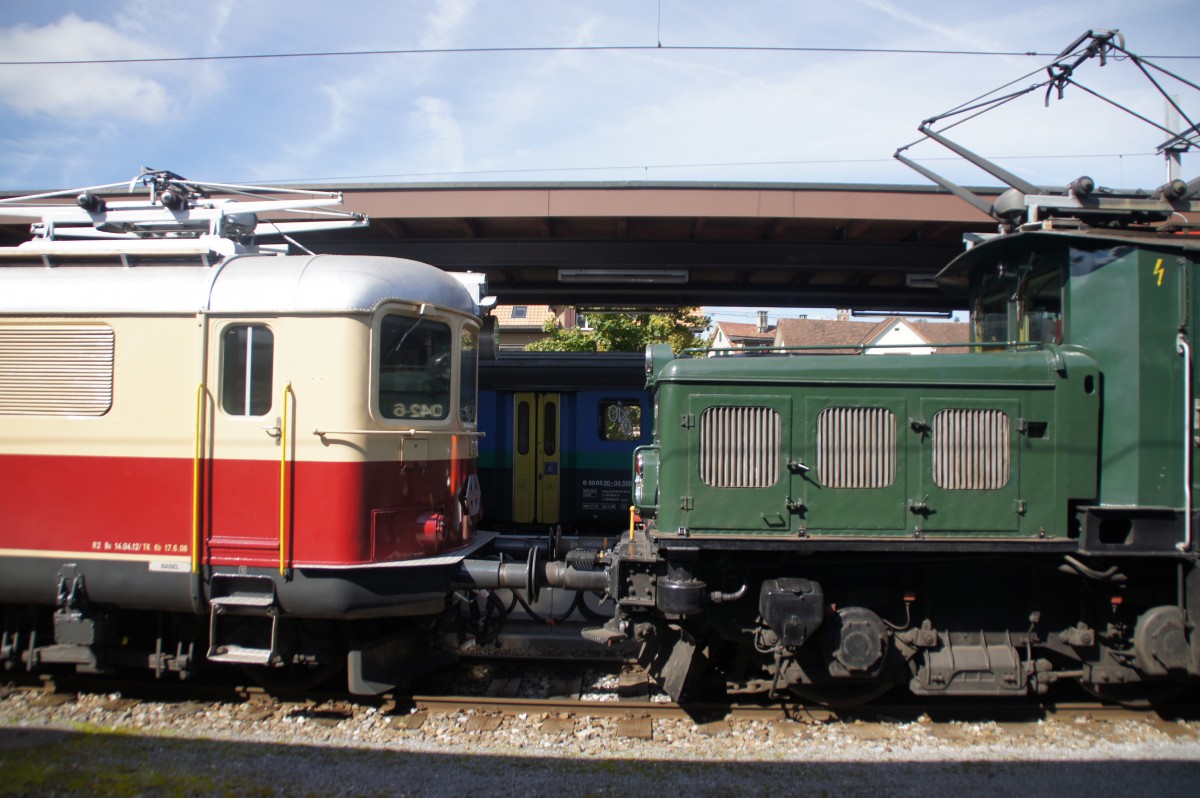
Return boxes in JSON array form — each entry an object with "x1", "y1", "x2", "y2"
[{"x1": 2, "y1": 684, "x2": 1199, "y2": 797}]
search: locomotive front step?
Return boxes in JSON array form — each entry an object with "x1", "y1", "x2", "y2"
[{"x1": 206, "y1": 576, "x2": 281, "y2": 666}]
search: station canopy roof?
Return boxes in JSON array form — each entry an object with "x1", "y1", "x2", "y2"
[{"x1": 0, "y1": 180, "x2": 1000, "y2": 313}]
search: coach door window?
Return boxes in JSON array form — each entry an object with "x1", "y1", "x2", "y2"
[
  {"x1": 221, "y1": 324, "x2": 274, "y2": 416},
  {"x1": 542, "y1": 400, "x2": 557, "y2": 456},
  {"x1": 516, "y1": 401, "x2": 530, "y2": 455},
  {"x1": 379, "y1": 314, "x2": 452, "y2": 421}
]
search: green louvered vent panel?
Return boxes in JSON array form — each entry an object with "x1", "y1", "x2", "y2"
[
  {"x1": 932, "y1": 408, "x2": 1010, "y2": 490},
  {"x1": 699, "y1": 406, "x2": 781, "y2": 488},
  {"x1": 816, "y1": 407, "x2": 897, "y2": 489},
  {"x1": 0, "y1": 325, "x2": 114, "y2": 416}
]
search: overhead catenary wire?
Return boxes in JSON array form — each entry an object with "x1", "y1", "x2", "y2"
[
  {"x1": 3, "y1": 23, "x2": 1193, "y2": 189},
  {"x1": 2, "y1": 43, "x2": 1198, "y2": 68},
  {"x1": 896, "y1": 31, "x2": 1200, "y2": 166}
]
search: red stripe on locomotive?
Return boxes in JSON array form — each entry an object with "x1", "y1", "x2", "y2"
[{"x1": 0, "y1": 453, "x2": 476, "y2": 567}]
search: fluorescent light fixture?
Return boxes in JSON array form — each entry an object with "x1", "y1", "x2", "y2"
[
  {"x1": 558, "y1": 268, "x2": 689, "y2": 284},
  {"x1": 853, "y1": 308, "x2": 953, "y2": 318},
  {"x1": 905, "y1": 273, "x2": 938, "y2": 289}
]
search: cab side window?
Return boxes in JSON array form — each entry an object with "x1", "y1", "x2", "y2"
[{"x1": 459, "y1": 326, "x2": 479, "y2": 425}]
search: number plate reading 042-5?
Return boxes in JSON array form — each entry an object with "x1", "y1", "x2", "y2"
[{"x1": 391, "y1": 402, "x2": 445, "y2": 419}]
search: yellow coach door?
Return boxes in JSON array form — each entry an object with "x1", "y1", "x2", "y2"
[{"x1": 512, "y1": 392, "x2": 560, "y2": 525}]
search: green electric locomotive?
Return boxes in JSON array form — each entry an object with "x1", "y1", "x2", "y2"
[
  {"x1": 580, "y1": 31, "x2": 1200, "y2": 704},
  {"x1": 615, "y1": 220, "x2": 1196, "y2": 705}
]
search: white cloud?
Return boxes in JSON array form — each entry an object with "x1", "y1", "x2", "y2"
[
  {"x1": 421, "y1": 0, "x2": 478, "y2": 49},
  {"x1": 409, "y1": 97, "x2": 467, "y2": 173},
  {"x1": 855, "y1": 0, "x2": 995, "y2": 50},
  {"x1": 1, "y1": 0, "x2": 1196, "y2": 190},
  {"x1": 0, "y1": 14, "x2": 172, "y2": 121}
]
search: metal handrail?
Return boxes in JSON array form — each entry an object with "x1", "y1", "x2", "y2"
[
  {"x1": 279, "y1": 383, "x2": 295, "y2": 576},
  {"x1": 313, "y1": 427, "x2": 485, "y2": 439},
  {"x1": 191, "y1": 383, "x2": 204, "y2": 574},
  {"x1": 682, "y1": 341, "x2": 1046, "y2": 357}
]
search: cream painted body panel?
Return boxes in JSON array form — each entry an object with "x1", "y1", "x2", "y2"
[{"x1": 0, "y1": 310, "x2": 480, "y2": 464}]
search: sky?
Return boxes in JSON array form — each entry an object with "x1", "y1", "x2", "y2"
[
  {"x1": 0, "y1": 0, "x2": 1197, "y2": 193},
  {"x1": 1, "y1": 1, "x2": 1197, "y2": 323}
]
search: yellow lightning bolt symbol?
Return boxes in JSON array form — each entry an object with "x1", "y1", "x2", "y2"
[{"x1": 1154, "y1": 258, "x2": 1165, "y2": 287}]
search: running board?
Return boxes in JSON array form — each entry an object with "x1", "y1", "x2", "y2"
[{"x1": 206, "y1": 576, "x2": 281, "y2": 666}]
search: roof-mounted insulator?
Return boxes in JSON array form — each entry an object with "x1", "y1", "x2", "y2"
[
  {"x1": 0, "y1": 169, "x2": 371, "y2": 263},
  {"x1": 1068, "y1": 176, "x2": 1095, "y2": 199},
  {"x1": 1159, "y1": 179, "x2": 1189, "y2": 202}
]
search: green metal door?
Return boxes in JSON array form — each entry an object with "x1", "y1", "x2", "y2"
[
  {"x1": 685, "y1": 394, "x2": 794, "y2": 534},
  {"x1": 800, "y1": 396, "x2": 909, "y2": 534},
  {"x1": 915, "y1": 397, "x2": 1022, "y2": 534}
]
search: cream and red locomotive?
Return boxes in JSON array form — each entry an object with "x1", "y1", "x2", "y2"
[{"x1": 0, "y1": 171, "x2": 487, "y2": 692}]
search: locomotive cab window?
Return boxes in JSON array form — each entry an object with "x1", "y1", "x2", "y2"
[
  {"x1": 1020, "y1": 269, "x2": 1062, "y2": 345},
  {"x1": 459, "y1": 326, "x2": 478, "y2": 425},
  {"x1": 973, "y1": 265, "x2": 1062, "y2": 346},
  {"x1": 221, "y1": 324, "x2": 274, "y2": 416},
  {"x1": 974, "y1": 289, "x2": 1009, "y2": 345},
  {"x1": 379, "y1": 314, "x2": 452, "y2": 421}
]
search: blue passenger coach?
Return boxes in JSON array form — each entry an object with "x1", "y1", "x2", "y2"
[{"x1": 477, "y1": 352, "x2": 650, "y2": 534}]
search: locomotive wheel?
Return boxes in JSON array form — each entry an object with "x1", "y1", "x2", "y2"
[
  {"x1": 241, "y1": 658, "x2": 344, "y2": 694},
  {"x1": 240, "y1": 619, "x2": 344, "y2": 693},
  {"x1": 788, "y1": 681, "x2": 893, "y2": 708}
]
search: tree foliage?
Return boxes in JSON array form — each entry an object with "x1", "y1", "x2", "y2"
[{"x1": 524, "y1": 308, "x2": 711, "y2": 354}]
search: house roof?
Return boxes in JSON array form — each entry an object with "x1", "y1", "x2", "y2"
[
  {"x1": 909, "y1": 320, "x2": 971, "y2": 352},
  {"x1": 774, "y1": 317, "x2": 891, "y2": 352},
  {"x1": 493, "y1": 304, "x2": 558, "y2": 329},
  {"x1": 774, "y1": 317, "x2": 969, "y2": 353},
  {"x1": 713, "y1": 320, "x2": 775, "y2": 344}
]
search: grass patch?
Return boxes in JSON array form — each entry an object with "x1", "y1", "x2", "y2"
[{"x1": 0, "y1": 729, "x2": 272, "y2": 797}]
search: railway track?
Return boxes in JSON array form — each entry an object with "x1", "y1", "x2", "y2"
[
  {"x1": 5, "y1": 667, "x2": 1197, "y2": 798},
  {"x1": 5, "y1": 655, "x2": 1195, "y2": 736}
]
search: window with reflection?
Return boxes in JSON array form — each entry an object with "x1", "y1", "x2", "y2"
[
  {"x1": 459, "y1": 326, "x2": 478, "y2": 425},
  {"x1": 972, "y1": 265, "x2": 1062, "y2": 347},
  {"x1": 1020, "y1": 269, "x2": 1062, "y2": 344},
  {"x1": 378, "y1": 315, "x2": 452, "y2": 421},
  {"x1": 600, "y1": 400, "x2": 642, "y2": 441},
  {"x1": 973, "y1": 285, "x2": 1010, "y2": 346}
]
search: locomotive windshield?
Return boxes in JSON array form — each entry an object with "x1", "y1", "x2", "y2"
[
  {"x1": 972, "y1": 264, "x2": 1062, "y2": 347},
  {"x1": 1021, "y1": 269, "x2": 1062, "y2": 344},
  {"x1": 378, "y1": 314, "x2": 453, "y2": 421}
]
